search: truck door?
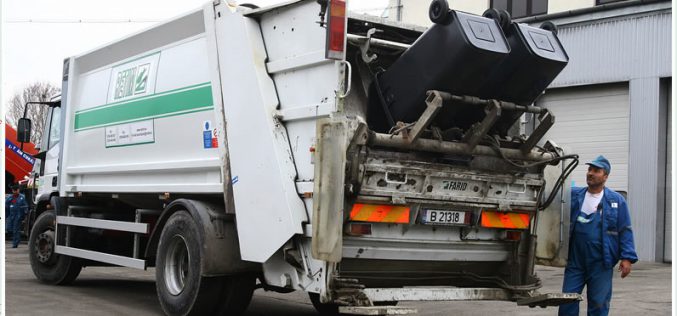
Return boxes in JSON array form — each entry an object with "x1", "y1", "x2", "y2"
[{"x1": 38, "y1": 106, "x2": 61, "y2": 194}]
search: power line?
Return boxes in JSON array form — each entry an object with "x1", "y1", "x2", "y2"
[
  {"x1": 5, "y1": 6, "x2": 400, "y2": 24},
  {"x1": 5, "y1": 19, "x2": 162, "y2": 24}
]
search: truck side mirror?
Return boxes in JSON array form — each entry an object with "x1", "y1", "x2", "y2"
[{"x1": 17, "y1": 118, "x2": 32, "y2": 143}]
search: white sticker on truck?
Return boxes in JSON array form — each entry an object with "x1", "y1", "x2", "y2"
[{"x1": 105, "y1": 120, "x2": 155, "y2": 148}]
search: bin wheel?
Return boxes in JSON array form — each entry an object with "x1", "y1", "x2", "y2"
[
  {"x1": 156, "y1": 210, "x2": 223, "y2": 316},
  {"x1": 498, "y1": 9, "x2": 512, "y2": 29},
  {"x1": 540, "y1": 21, "x2": 558, "y2": 35},
  {"x1": 29, "y1": 211, "x2": 82, "y2": 285},
  {"x1": 483, "y1": 8, "x2": 511, "y2": 30},
  {"x1": 429, "y1": 0, "x2": 451, "y2": 25}
]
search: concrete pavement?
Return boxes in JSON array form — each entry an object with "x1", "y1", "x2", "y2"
[{"x1": 4, "y1": 241, "x2": 672, "y2": 315}]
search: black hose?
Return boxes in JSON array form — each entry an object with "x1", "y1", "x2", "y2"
[
  {"x1": 479, "y1": 135, "x2": 579, "y2": 210},
  {"x1": 482, "y1": 135, "x2": 578, "y2": 169},
  {"x1": 372, "y1": 71, "x2": 396, "y2": 129},
  {"x1": 539, "y1": 156, "x2": 578, "y2": 210}
]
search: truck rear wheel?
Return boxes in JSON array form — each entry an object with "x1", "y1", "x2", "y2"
[
  {"x1": 213, "y1": 274, "x2": 255, "y2": 315},
  {"x1": 29, "y1": 211, "x2": 82, "y2": 285},
  {"x1": 156, "y1": 210, "x2": 253, "y2": 316}
]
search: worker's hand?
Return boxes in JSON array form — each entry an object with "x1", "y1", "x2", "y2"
[{"x1": 618, "y1": 259, "x2": 632, "y2": 278}]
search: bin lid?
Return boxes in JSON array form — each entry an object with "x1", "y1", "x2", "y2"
[
  {"x1": 516, "y1": 23, "x2": 569, "y2": 62},
  {"x1": 455, "y1": 11, "x2": 510, "y2": 54}
]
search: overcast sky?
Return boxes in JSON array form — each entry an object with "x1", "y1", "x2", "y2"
[{"x1": 2, "y1": 0, "x2": 389, "y2": 108}]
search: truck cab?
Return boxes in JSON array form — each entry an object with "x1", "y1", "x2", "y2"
[{"x1": 20, "y1": 97, "x2": 61, "y2": 235}]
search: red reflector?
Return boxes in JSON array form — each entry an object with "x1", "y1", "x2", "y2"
[
  {"x1": 326, "y1": 0, "x2": 346, "y2": 60},
  {"x1": 480, "y1": 210, "x2": 531, "y2": 229},
  {"x1": 347, "y1": 223, "x2": 372, "y2": 236},
  {"x1": 350, "y1": 203, "x2": 410, "y2": 224}
]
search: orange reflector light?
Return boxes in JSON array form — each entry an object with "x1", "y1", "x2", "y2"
[
  {"x1": 350, "y1": 203, "x2": 410, "y2": 224},
  {"x1": 481, "y1": 211, "x2": 530, "y2": 229},
  {"x1": 347, "y1": 223, "x2": 372, "y2": 236}
]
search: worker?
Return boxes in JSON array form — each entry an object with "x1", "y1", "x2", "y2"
[
  {"x1": 558, "y1": 155, "x2": 638, "y2": 316},
  {"x1": 6, "y1": 184, "x2": 29, "y2": 248}
]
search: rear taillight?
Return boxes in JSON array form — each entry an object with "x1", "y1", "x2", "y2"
[
  {"x1": 480, "y1": 210, "x2": 531, "y2": 229},
  {"x1": 325, "y1": 0, "x2": 346, "y2": 60}
]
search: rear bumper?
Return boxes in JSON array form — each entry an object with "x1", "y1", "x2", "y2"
[
  {"x1": 339, "y1": 238, "x2": 517, "y2": 288},
  {"x1": 342, "y1": 237, "x2": 511, "y2": 261}
]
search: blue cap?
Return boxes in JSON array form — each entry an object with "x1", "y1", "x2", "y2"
[{"x1": 586, "y1": 155, "x2": 611, "y2": 174}]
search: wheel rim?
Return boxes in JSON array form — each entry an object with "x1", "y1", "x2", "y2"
[
  {"x1": 164, "y1": 234, "x2": 190, "y2": 296},
  {"x1": 34, "y1": 230, "x2": 55, "y2": 264}
]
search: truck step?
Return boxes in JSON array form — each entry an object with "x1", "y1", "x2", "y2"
[
  {"x1": 338, "y1": 306, "x2": 418, "y2": 315},
  {"x1": 516, "y1": 293, "x2": 582, "y2": 307},
  {"x1": 363, "y1": 287, "x2": 511, "y2": 302}
]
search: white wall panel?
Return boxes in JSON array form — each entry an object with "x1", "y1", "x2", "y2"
[{"x1": 538, "y1": 84, "x2": 630, "y2": 192}]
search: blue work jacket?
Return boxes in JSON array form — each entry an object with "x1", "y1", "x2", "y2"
[
  {"x1": 5, "y1": 193, "x2": 28, "y2": 215},
  {"x1": 569, "y1": 187, "x2": 638, "y2": 269}
]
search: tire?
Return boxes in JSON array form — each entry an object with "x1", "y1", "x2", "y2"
[
  {"x1": 156, "y1": 210, "x2": 223, "y2": 316},
  {"x1": 428, "y1": 0, "x2": 451, "y2": 25},
  {"x1": 29, "y1": 211, "x2": 82, "y2": 285},
  {"x1": 309, "y1": 293, "x2": 339, "y2": 316},
  {"x1": 214, "y1": 275, "x2": 255, "y2": 315}
]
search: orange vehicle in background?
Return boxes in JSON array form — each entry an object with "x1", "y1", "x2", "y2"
[{"x1": 5, "y1": 123, "x2": 38, "y2": 193}]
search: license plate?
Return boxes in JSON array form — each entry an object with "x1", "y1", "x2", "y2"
[{"x1": 422, "y1": 210, "x2": 468, "y2": 226}]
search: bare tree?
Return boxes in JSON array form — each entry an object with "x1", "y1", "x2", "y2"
[{"x1": 6, "y1": 82, "x2": 60, "y2": 146}]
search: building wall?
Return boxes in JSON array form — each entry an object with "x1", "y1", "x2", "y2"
[
  {"x1": 388, "y1": 0, "x2": 488, "y2": 26},
  {"x1": 447, "y1": 0, "x2": 489, "y2": 15},
  {"x1": 545, "y1": 6, "x2": 671, "y2": 87},
  {"x1": 385, "y1": 1, "x2": 672, "y2": 261},
  {"x1": 387, "y1": 0, "x2": 599, "y2": 26},
  {"x1": 527, "y1": 5, "x2": 672, "y2": 262},
  {"x1": 548, "y1": 0, "x2": 594, "y2": 14}
]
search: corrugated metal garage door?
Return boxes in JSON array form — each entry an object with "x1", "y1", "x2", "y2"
[
  {"x1": 664, "y1": 83, "x2": 671, "y2": 262},
  {"x1": 536, "y1": 84, "x2": 630, "y2": 192}
]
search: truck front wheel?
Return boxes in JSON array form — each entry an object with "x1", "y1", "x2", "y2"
[{"x1": 29, "y1": 211, "x2": 82, "y2": 285}]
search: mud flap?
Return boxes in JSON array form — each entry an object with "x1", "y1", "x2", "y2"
[{"x1": 516, "y1": 293, "x2": 582, "y2": 308}]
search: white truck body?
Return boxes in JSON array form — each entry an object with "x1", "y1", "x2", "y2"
[{"x1": 25, "y1": 1, "x2": 580, "y2": 315}]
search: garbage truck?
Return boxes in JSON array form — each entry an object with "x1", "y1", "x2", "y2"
[{"x1": 18, "y1": 0, "x2": 582, "y2": 315}]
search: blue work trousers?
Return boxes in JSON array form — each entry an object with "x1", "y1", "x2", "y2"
[
  {"x1": 7, "y1": 211, "x2": 25, "y2": 248},
  {"x1": 559, "y1": 211, "x2": 613, "y2": 316}
]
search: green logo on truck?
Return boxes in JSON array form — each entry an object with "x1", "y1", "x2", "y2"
[{"x1": 114, "y1": 63, "x2": 150, "y2": 99}]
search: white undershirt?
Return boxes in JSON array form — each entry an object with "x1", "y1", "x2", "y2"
[{"x1": 581, "y1": 190, "x2": 604, "y2": 215}]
